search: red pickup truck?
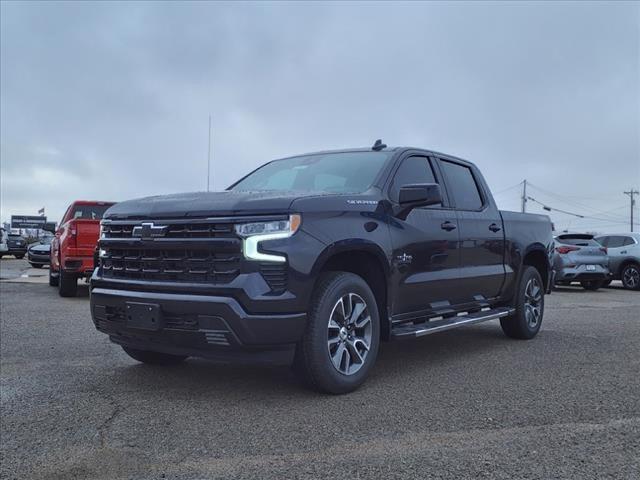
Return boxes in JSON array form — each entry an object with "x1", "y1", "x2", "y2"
[{"x1": 50, "y1": 200, "x2": 115, "y2": 297}]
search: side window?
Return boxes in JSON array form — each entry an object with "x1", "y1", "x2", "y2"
[
  {"x1": 440, "y1": 160, "x2": 484, "y2": 210},
  {"x1": 623, "y1": 236, "x2": 636, "y2": 246},
  {"x1": 390, "y1": 156, "x2": 438, "y2": 204},
  {"x1": 607, "y1": 236, "x2": 626, "y2": 248},
  {"x1": 595, "y1": 236, "x2": 608, "y2": 247}
]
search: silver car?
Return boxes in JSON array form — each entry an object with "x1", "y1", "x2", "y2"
[
  {"x1": 595, "y1": 233, "x2": 640, "y2": 290},
  {"x1": 553, "y1": 234, "x2": 610, "y2": 290}
]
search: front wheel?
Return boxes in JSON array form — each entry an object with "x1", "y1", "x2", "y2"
[
  {"x1": 121, "y1": 346, "x2": 187, "y2": 365},
  {"x1": 501, "y1": 266, "x2": 544, "y2": 339},
  {"x1": 621, "y1": 264, "x2": 640, "y2": 290},
  {"x1": 294, "y1": 272, "x2": 380, "y2": 394}
]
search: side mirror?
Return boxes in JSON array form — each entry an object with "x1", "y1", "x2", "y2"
[{"x1": 396, "y1": 183, "x2": 441, "y2": 219}]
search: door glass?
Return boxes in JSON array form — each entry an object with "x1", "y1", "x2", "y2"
[
  {"x1": 440, "y1": 161, "x2": 483, "y2": 210},
  {"x1": 607, "y1": 236, "x2": 626, "y2": 248},
  {"x1": 595, "y1": 236, "x2": 608, "y2": 247},
  {"x1": 390, "y1": 157, "x2": 438, "y2": 204},
  {"x1": 623, "y1": 237, "x2": 636, "y2": 246}
]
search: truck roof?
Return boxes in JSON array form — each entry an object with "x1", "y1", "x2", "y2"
[{"x1": 278, "y1": 146, "x2": 474, "y2": 166}]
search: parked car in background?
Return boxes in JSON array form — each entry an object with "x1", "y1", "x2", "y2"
[
  {"x1": 595, "y1": 233, "x2": 640, "y2": 291},
  {"x1": 553, "y1": 233, "x2": 609, "y2": 290},
  {"x1": 4, "y1": 234, "x2": 27, "y2": 259},
  {"x1": 0, "y1": 228, "x2": 8, "y2": 257},
  {"x1": 50, "y1": 200, "x2": 115, "y2": 297},
  {"x1": 27, "y1": 237, "x2": 53, "y2": 268}
]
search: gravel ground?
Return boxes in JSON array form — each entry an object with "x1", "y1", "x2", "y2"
[{"x1": 1, "y1": 262, "x2": 639, "y2": 479}]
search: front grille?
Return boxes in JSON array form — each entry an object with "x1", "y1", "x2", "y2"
[
  {"x1": 102, "y1": 222, "x2": 236, "y2": 239},
  {"x1": 100, "y1": 220, "x2": 241, "y2": 284}
]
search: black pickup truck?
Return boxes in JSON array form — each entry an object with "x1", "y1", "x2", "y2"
[{"x1": 91, "y1": 142, "x2": 554, "y2": 393}]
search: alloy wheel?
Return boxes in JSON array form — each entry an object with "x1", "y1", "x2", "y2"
[
  {"x1": 623, "y1": 266, "x2": 639, "y2": 289},
  {"x1": 327, "y1": 293, "x2": 372, "y2": 376},
  {"x1": 524, "y1": 277, "x2": 542, "y2": 329}
]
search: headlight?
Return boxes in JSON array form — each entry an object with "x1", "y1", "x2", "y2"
[{"x1": 235, "y1": 214, "x2": 301, "y2": 263}]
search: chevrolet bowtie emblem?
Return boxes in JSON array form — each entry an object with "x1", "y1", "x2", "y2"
[{"x1": 132, "y1": 222, "x2": 169, "y2": 239}]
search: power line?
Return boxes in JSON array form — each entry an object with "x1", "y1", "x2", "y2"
[
  {"x1": 526, "y1": 182, "x2": 628, "y2": 222},
  {"x1": 492, "y1": 183, "x2": 523, "y2": 196},
  {"x1": 526, "y1": 196, "x2": 635, "y2": 224}
]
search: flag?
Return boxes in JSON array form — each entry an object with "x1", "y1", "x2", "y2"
[{"x1": 38, "y1": 207, "x2": 45, "y2": 215}]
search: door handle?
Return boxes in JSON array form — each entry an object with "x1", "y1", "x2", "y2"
[
  {"x1": 620, "y1": 251, "x2": 627, "y2": 254},
  {"x1": 441, "y1": 221, "x2": 457, "y2": 231},
  {"x1": 489, "y1": 223, "x2": 501, "y2": 232}
]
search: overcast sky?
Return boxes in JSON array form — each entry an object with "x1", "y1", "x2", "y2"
[{"x1": 1, "y1": 1, "x2": 639, "y2": 233}]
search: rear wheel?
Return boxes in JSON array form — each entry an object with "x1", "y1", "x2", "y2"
[
  {"x1": 58, "y1": 270, "x2": 77, "y2": 297},
  {"x1": 501, "y1": 266, "x2": 544, "y2": 340},
  {"x1": 294, "y1": 272, "x2": 380, "y2": 394},
  {"x1": 121, "y1": 346, "x2": 187, "y2": 365},
  {"x1": 30, "y1": 263, "x2": 42, "y2": 269},
  {"x1": 621, "y1": 263, "x2": 640, "y2": 290},
  {"x1": 581, "y1": 280, "x2": 603, "y2": 291}
]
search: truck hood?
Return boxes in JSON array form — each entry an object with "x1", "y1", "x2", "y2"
[{"x1": 104, "y1": 190, "x2": 327, "y2": 220}]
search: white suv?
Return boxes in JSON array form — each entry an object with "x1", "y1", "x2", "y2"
[{"x1": 595, "y1": 233, "x2": 640, "y2": 290}]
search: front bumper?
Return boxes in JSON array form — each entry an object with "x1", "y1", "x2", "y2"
[
  {"x1": 91, "y1": 287, "x2": 307, "y2": 363},
  {"x1": 28, "y1": 251, "x2": 50, "y2": 264},
  {"x1": 7, "y1": 247, "x2": 27, "y2": 256},
  {"x1": 555, "y1": 264, "x2": 609, "y2": 283}
]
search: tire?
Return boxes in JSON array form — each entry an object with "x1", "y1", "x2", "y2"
[
  {"x1": 621, "y1": 263, "x2": 640, "y2": 290},
  {"x1": 15, "y1": 255, "x2": 24, "y2": 260},
  {"x1": 121, "y1": 346, "x2": 187, "y2": 365},
  {"x1": 49, "y1": 267, "x2": 59, "y2": 286},
  {"x1": 501, "y1": 266, "x2": 544, "y2": 340},
  {"x1": 581, "y1": 280, "x2": 603, "y2": 291},
  {"x1": 30, "y1": 263, "x2": 42, "y2": 269},
  {"x1": 293, "y1": 272, "x2": 380, "y2": 394},
  {"x1": 58, "y1": 270, "x2": 77, "y2": 297}
]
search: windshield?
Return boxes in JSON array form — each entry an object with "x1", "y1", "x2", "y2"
[{"x1": 231, "y1": 152, "x2": 390, "y2": 194}]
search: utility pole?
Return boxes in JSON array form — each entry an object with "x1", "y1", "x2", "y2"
[
  {"x1": 624, "y1": 188, "x2": 639, "y2": 232},
  {"x1": 207, "y1": 115, "x2": 212, "y2": 192},
  {"x1": 521, "y1": 179, "x2": 527, "y2": 213}
]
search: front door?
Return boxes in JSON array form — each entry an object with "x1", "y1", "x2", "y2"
[{"x1": 388, "y1": 155, "x2": 461, "y2": 318}]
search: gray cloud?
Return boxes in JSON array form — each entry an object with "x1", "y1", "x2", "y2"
[{"x1": 1, "y1": 1, "x2": 638, "y2": 232}]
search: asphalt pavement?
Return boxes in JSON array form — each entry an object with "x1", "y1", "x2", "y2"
[{"x1": 1, "y1": 258, "x2": 639, "y2": 479}]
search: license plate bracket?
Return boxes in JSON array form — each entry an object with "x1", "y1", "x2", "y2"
[{"x1": 126, "y1": 302, "x2": 163, "y2": 330}]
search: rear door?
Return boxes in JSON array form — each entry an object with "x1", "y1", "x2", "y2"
[
  {"x1": 388, "y1": 154, "x2": 462, "y2": 318},
  {"x1": 598, "y1": 235, "x2": 636, "y2": 277},
  {"x1": 437, "y1": 158, "x2": 505, "y2": 302}
]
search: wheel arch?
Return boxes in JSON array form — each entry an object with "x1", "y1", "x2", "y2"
[
  {"x1": 312, "y1": 242, "x2": 391, "y2": 340},
  {"x1": 522, "y1": 245, "x2": 551, "y2": 291}
]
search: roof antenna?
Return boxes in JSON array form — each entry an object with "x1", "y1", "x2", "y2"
[{"x1": 371, "y1": 139, "x2": 387, "y2": 151}]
